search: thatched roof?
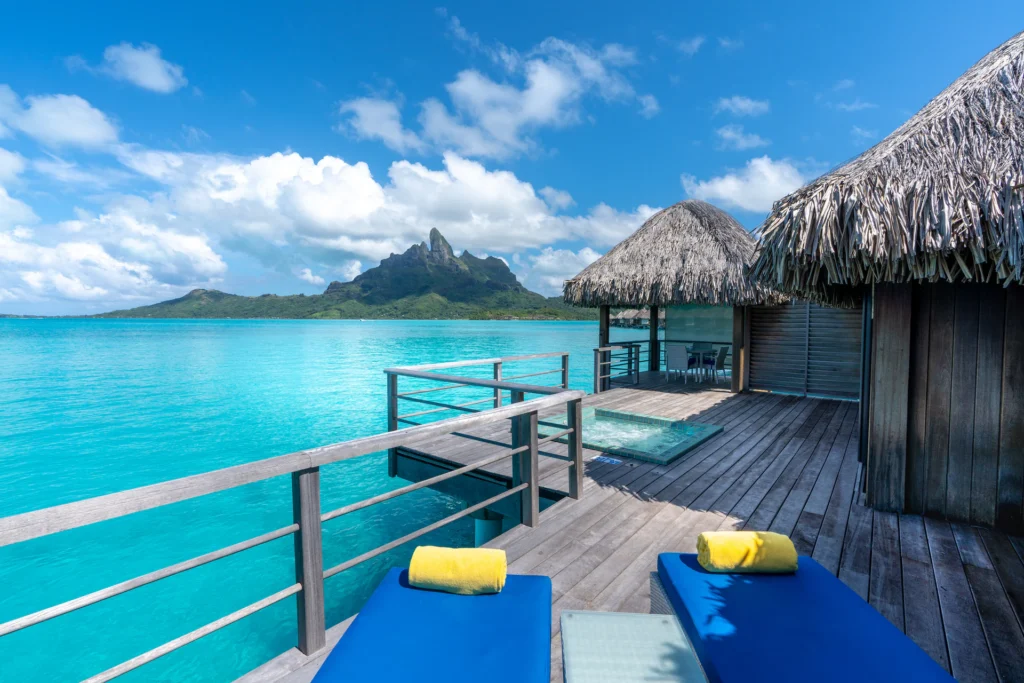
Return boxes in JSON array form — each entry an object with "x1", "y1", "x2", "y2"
[
  {"x1": 564, "y1": 200, "x2": 783, "y2": 307},
  {"x1": 750, "y1": 30, "x2": 1024, "y2": 304}
]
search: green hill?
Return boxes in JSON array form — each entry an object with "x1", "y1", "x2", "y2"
[{"x1": 97, "y1": 229, "x2": 595, "y2": 320}]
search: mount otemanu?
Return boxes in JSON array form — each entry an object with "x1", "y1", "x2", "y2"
[{"x1": 97, "y1": 230, "x2": 596, "y2": 320}]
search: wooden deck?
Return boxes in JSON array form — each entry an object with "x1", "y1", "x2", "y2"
[{"x1": 269, "y1": 373, "x2": 1024, "y2": 683}]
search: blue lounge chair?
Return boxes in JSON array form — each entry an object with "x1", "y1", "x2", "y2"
[
  {"x1": 312, "y1": 567, "x2": 552, "y2": 683},
  {"x1": 656, "y1": 553, "x2": 955, "y2": 683}
]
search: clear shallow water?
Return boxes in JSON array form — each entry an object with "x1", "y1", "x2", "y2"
[{"x1": 0, "y1": 318, "x2": 643, "y2": 683}]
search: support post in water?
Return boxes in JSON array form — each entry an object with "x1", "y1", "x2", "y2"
[
  {"x1": 493, "y1": 361, "x2": 502, "y2": 408},
  {"x1": 292, "y1": 467, "x2": 326, "y2": 655},
  {"x1": 567, "y1": 397, "x2": 583, "y2": 499},
  {"x1": 593, "y1": 349, "x2": 601, "y2": 394},
  {"x1": 386, "y1": 372, "x2": 398, "y2": 477},
  {"x1": 561, "y1": 353, "x2": 570, "y2": 390}
]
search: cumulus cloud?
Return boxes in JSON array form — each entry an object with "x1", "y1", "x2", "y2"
[
  {"x1": 0, "y1": 147, "x2": 26, "y2": 181},
  {"x1": 0, "y1": 187, "x2": 37, "y2": 229},
  {"x1": 0, "y1": 213, "x2": 224, "y2": 304},
  {"x1": 0, "y1": 85, "x2": 118, "y2": 148},
  {"x1": 338, "y1": 260, "x2": 362, "y2": 281},
  {"x1": 68, "y1": 43, "x2": 188, "y2": 93},
  {"x1": 681, "y1": 156, "x2": 807, "y2": 212},
  {"x1": 833, "y1": 79, "x2": 855, "y2": 91},
  {"x1": 714, "y1": 95, "x2": 769, "y2": 116},
  {"x1": 108, "y1": 146, "x2": 653, "y2": 263},
  {"x1": 525, "y1": 246, "x2": 601, "y2": 295},
  {"x1": 714, "y1": 124, "x2": 770, "y2": 150},
  {"x1": 338, "y1": 18, "x2": 654, "y2": 159},
  {"x1": 298, "y1": 268, "x2": 325, "y2": 286},
  {"x1": 337, "y1": 97, "x2": 426, "y2": 153},
  {"x1": 717, "y1": 38, "x2": 744, "y2": 51}
]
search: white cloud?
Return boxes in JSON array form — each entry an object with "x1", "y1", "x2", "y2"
[
  {"x1": 338, "y1": 260, "x2": 362, "y2": 281},
  {"x1": 714, "y1": 95, "x2": 769, "y2": 116},
  {"x1": 835, "y1": 98, "x2": 877, "y2": 112},
  {"x1": 681, "y1": 156, "x2": 807, "y2": 212},
  {"x1": 0, "y1": 213, "x2": 224, "y2": 304},
  {"x1": 851, "y1": 125, "x2": 877, "y2": 141},
  {"x1": 540, "y1": 186, "x2": 574, "y2": 210},
  {"x1": 718, "y1": 37, "x2": 744, "y2": 50},
  {"x1": 32, "y1": 155, "x2": 129, "y2": 187},
  {"x1": 337, "y1": 97, "x2": 426, "y2": 154},
  {"x1": 833, "y1": 79, "x2": 855, "y2": 91},
  {"x1": 241, "y1": 90, "x2": 257, "y2": 105},
  {"x1": 181, "y1": 125, "x2": 210, "y2": 146},
  {"x1": 0, "y1": 147, "x2": 26, "y2": 181},
  {"x1": 0, "y1": 85, "x2": 118, "y2": 148},
  {"x1": 0, "y1": 187, "x2": 38, "y2": 229},
  {"x1": 638, "y1": 94, "x2": 660, "y2": 119},
  {"x1": 715, "y1": 124, "x2": 770, "y2": 150},
  {"x1": 68, "y1": 43, "x2": 187, "y2": 93},
  {"x1": 677, "y1": 36, "x2": 705, "y2": 56},
  {"x1": 443, "y1": 13, "x2": 520, "y2": 72},
  {"x1": 298, "y1": 267, "x2": 325, "y2": 286},
  {"x1": 525, "y1": 246, "x2": 601, "y2": 295},
  {"x1": 341, "y1": 18, "x2": 653, "y2": 159}
]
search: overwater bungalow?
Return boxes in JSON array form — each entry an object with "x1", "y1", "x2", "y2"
[
  {"x1": 750, "y1": 29, "x2": 1024, "y2": 535},
  {"x1": 2, "y1": 31, "x2": 1023, "y2": 683}
]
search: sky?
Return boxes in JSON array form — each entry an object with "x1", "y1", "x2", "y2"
[{"x1": 1, "y1": 1, "x2": 1022, "y2": 315}]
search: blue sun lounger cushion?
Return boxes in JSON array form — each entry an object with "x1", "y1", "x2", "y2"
[
  {"x1": 656, "y1": 553, "x2": 954, "y2": 683},
  {"x1": 312, "y1": 567, "x2": 552, "y2": 683}
]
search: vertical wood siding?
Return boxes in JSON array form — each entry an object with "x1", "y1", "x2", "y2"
[{"x1": 884, "y1": 282, "x2": 1024, "y2": 533}]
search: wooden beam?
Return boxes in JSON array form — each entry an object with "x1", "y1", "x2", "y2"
[
  {"x1": 649, "y1": 306, "x2": 660, "y2": 372},
  {"x1": 867, "y1": 283, "x2": 912, "y2": 512},
  {"x1": 731, "y1": 306, "x2": 746, "y2": 393}
]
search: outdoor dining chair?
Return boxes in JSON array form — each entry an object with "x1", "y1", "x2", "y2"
[{"x1": 703, "y1": 346, "x2": 729, "y2": 384}]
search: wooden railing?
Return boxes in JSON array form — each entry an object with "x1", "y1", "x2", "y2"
[
  {"x1": 592, "y1": 344, "x2": 642, "y2": 392},
  {"x1": 384, "y1": 352, "x2": 583, "y2": 501},
  {"x1": 0, "y1": 362, "x2": 585, "y2": 682}
]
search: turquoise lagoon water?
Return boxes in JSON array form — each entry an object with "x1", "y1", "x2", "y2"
[{"x1": 0, "y1": 319, "x2": 648, "y2": 682}]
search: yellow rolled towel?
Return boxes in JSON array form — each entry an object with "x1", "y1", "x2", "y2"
[
  {"x1": 408, "y1": 546, "x2": 507, "y2": 595},
  {"x1": 696, "y1": 531, "x2": 798, "y2": 573}
]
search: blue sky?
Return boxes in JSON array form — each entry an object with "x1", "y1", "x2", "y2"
[{"x1": 1, "y1": 1, "x2": 1022, "y2": 314}]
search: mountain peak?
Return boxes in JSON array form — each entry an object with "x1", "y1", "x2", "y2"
[{"x1": 428, "y1": 228, "x2": 455, "y2": 263}]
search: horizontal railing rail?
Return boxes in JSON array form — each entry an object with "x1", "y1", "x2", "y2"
[{"x1": 0, "y1": 373, "x2": 585, "y2": 683}]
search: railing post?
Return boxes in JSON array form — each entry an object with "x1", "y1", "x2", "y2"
[
  {"x1": 509, "y1": 391, "x2": 538, "y2": 526},
  {"x1": 493, "y1": 361, "x2": 502, "y2": 408},
  {"x1": 292, "y1": 467, "x2": 326, "y2": 655},
  {"x1": 561, "y1": 353, "x2": 570, "y2": 390},
  {"x1": 634, "y1": 344, "x2": 640, "y2": 385},
  {"x1": 567, "y1": 398, "x2": 583, "y2": 499},
  {"x1": 593, "y1": 349, "x2": 601, "y2": 394},
  {"x1": 386, "y1": 372, "x2": 398, "y2": 477}
]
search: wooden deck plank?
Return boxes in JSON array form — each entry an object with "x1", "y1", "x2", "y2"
[
  {"x1": 898, "y1": 515, "x2": 950, "y2": 672},
  {"x1": 925, "y1": 518, "x2": 998, "y2": 683},
  {"x1": 952, "y1": 524, "x2": 1024, "y2": 683},
  {"x1": 869, "y1": 511, "x2": 905, "y2": 630}
]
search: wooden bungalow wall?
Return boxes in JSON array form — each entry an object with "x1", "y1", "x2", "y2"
[{"x1": 868, "y1": 282, "x2": 1024, "y2": 533}]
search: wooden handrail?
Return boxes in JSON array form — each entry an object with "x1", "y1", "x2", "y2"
[{"x1": 387, "y1": 351, "x2": 567, "y2": 373}]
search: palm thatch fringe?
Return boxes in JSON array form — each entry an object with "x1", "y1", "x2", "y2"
[
  {"x1": 749, "y1": 30, "x2": 1024, "y2": 305},
  {"x1": 564, "y1": 199, "x2": 785, "y2": 307}
]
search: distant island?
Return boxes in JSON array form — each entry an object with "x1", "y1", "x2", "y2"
[{"x1": 96, "y1": 229, "x2": 596, "y2": 321}]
